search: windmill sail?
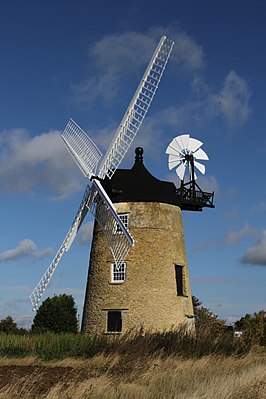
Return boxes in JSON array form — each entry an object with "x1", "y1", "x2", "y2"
[
  {"x1": 98, "y1": 36, "x2": 174, "y2": 180},
  {"x1": 30, "y1": 184, "x2": 93, "y2": 310},
  {"x1": 87, "y1": 179, "x2": 134, "y2": 263},
  {"x1": 62, "y1": 118, "x2": 102, "y2": 178}
]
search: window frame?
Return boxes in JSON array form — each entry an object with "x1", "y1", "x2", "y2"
[{"x1": 111, "y1": 261, "x2": 126, "y2": 283}]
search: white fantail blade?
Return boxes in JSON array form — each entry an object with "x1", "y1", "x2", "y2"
[
  {"x1": 98, "y1": 36, "x2": 174, "y2": 180},
  {"x1": 30, "y1": 184, "x2": 93, "y2": 310},
  {"x1": 62, "y1": 118, "x2": 102, "y2": 179},
  {"x1": 168, "y1": 154, "x2": 182, "y2": 170},
  {"x1": 88, "y1": 179, "x2": 134, "y2": 263},
  {"x1": 193, "y1": 147, "x2": 209, "y2": 160},
  {"x1": 187, "y1": 137, "x2": 203, "y2": 153},
  {"x1": 165, "y1": 141, "x2": 182, "y2": 156},
  {"x1": 176, "y1": 134, "x2": 190, "y2": 151},
  {"x1": 167, "y1": 134, "x2": 190, "y2": 154},
  {"x1": 176, "y1": 161, "x2": 187, "y2": 180},
  {"x1": 194, "y1": 160, "x2": 206, "y2": 175}
]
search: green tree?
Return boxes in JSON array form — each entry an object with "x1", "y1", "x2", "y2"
[
  {"x1": 235, "y1": 310, "x2": 266, "y2": 345},
  {"x1": 192, "y1": 296, "x2": 226, "y2": 334},
  {"x1": 0, "y1": 316, "x2": 27, "y2": 334},
  {"x1": 31, "y1": 294, "x2": 78, "y2": 334}
]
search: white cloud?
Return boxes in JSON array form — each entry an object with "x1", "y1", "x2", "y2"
[
  {"x1": 241, "y1": 230, "x2": 266, "y2": 266},
  {"x1": 210, "y1": 71, "x2": 251, "y2": 128},
  {"x1": 224, "y1": 224, "x2": 255, "y2": 245},
  {"x1": 73, "y1": 29, "x2": 250, "y2": 131},
  {"x1": 0, "y1": 129, "x2": 84, "y2": 199},
  {"x1": 183, "y1": 70, "x2": 251, "y2": 129},
  {"x1": 190, "y1": 71, "x2": 252, "y2": 129},
  {"x1": 73, "y1": 27, "x2": 204, "y2": 107},
  {"x1": 127, "y1": 72, "x2": 251, "y2": 157},
  {"x1": 0, "y1": 239, "x2": 53, "y2": 262},
  {"x1": 170, "y1": 30, "x2": 205, "y2": 71},
  {"x1": 72, "y1": 31, "x2": 250, "y2": 169}
]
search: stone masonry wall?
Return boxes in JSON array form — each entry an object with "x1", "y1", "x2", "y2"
[{"x1": 82, "y1": 202, "x2": 194, "y2": 334}]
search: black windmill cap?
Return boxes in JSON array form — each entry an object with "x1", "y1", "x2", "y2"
[{"x1": 103, "y1": 148, "x2": 178, "y2": 206}]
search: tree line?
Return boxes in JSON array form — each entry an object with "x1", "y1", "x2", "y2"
[{"x1": 0, "y1": 294, "x2": 265, "y2": 345}]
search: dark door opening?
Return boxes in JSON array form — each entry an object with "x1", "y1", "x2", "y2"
[{"x1": 107, "y1": 310, "x2": 122, "y2": 332}]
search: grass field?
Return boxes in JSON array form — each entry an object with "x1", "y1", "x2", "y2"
[
  {"x1": 0, "y1": 329, "x2": 265, "y2": 398},
  {"x1": 0, "y1": 352, "x2": 265, "y2": 399}
]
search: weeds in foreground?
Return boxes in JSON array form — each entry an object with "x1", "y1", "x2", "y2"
[{"x1": 0, "y1": 325, "x2": 253, "y2": 360}]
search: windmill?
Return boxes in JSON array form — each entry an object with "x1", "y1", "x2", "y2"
[
  {"x1": 166, "y1": 134, "x2": 214, "y2": 211},
  {"x1": 30, "y1": 36, "x2": 174, "y2": 311},
  {"x1": 81, "y1": 135, "x2": 214, "y2": 334}
]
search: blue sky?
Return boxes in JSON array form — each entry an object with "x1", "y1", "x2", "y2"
[{"x1": 0, "y1": 0, "x2": 265, "y2": 329}]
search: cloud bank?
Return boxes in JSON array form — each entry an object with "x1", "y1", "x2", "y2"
[
  {"x1": 73, "y1": 27, "x2": 205, "y2": 107},
  {"x1": 0, "y1": 239, "x2": 53, "y2": 262},
  {"x1": 73, "y1": 27, "x2": 250, "y2": 132},
  {"x1": 241, "y1": 230, "x2": 266, "y2": 266},
  {"x1": 0, "y1": 129, "x2": 83, "y2": 199}
]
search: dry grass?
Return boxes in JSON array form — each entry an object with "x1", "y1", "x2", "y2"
[
  {"x1": 0, "y1": 329, "x2": 264, "y2": 398},
  {"x1": 0, "y1": 351, "x2": 265, "y2": 399}
]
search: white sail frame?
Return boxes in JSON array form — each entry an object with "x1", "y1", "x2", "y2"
[{"x1": 30, "y1": 35, "x2": 174, "y2": 310}]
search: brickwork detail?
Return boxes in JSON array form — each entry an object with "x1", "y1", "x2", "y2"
[{"x1": 82, "y1": 202, "x2": 194, "y2": 334}]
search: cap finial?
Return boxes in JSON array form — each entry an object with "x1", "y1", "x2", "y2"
[{"x1": 135, "y1": 147, "x2": 143, "y2": 162}]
